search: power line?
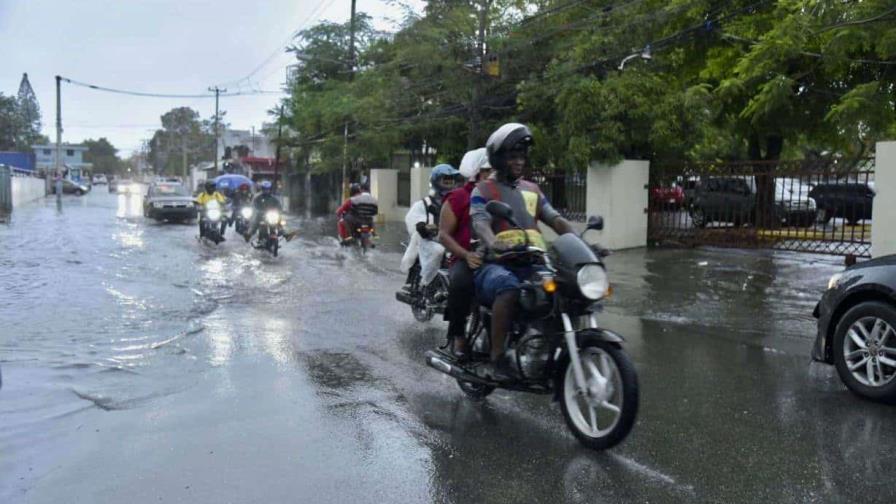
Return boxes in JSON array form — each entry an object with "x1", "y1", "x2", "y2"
[{"x1": 59, "y1": 77, "x2": 282, "y2": 98}]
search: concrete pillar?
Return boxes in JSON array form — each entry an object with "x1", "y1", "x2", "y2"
[
  {"x1": 585, "y1": 159, "x2": 649, "y2": 250},
  {"x1": 370, "y1": 168, "x2": 397, "y2": 224},
  {"x1": 410, "y1": 165, "x2": 432, "y2": 204},
  {"x1": 872, "y1": 141, "x2": 896, "y2": 258}
]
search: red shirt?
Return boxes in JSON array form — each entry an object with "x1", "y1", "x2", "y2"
[{"x1": 444, "y1": 182, "x2": 475, "y2": 261}]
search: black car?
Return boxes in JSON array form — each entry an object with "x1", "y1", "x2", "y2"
[
  {"x1": 689, "y1": 176, "x2": 817, "y2": 228},
  {"x1": 52, "y1": 179, "x2": 90, "y2": 195},
  {"x1": 813, "y1": 255, "x2": 896, "y2": 402},
  {"x1": 808, "y1": 183, "x2": 874, "y2": 225},
  {"x1": 143, "y1": 182, "x2": 197, "y2": 222}
]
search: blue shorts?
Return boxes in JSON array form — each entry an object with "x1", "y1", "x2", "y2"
[{"x1": 474, "y1": 263, "x2": 532, "y2": 307}]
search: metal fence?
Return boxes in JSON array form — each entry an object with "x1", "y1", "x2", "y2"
[
  {"x1": 528, "y1": 169, "x2": 587, "y2": 222},
  {"x1": 648, "y1": 159, "x2": 874, "y2": 258},
  {"x1": 0, "y1": 165, "x2": 11, "y2": 215}
]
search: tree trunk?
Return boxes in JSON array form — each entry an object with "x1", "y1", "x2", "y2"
[{"x1": 752, "y1": 133, "x2": 784, "y2": 229}]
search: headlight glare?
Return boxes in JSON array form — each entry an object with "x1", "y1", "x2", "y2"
[
  {"x1": 577, "y1": 264, "x2": 609, "y2": 300},
  {"x1": 828, "y1": 273, "x2": 843, "y2": 290},
  {"x1": 240, "y1": 207, "x2": 253, "y2": 219},
  {"x1": 265, "y1": 210, "x2": 280, "y2": 226}
]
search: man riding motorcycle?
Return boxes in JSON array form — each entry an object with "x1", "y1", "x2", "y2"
[
  {"x1": 438, "y1": 150, "x2": 491, "y2": 359},
  {"x1": 195, "y1": 180, "x2": 228, "y2": 239},
  {"x1": 229, "y1": 182, "x2": 253, "y2": 229},
  {"x1": 243, "y1": 180, "x2": 282, "y2": 241},
  {"x1": 400, "y1": 164, "x2": 462, "y2": 289},
  {"x1": 336, "y1": 183, "x2": 379, "y2": 245},
  {"x1": 471, "y1": 123, "x2": 575, "y2": 379}
]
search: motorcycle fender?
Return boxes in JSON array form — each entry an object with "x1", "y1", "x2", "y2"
[{"x1": 551, "y1": 328, "x2": 624, "y2": 402}]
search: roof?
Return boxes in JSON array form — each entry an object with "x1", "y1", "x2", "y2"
[{"x1": 32, "y1": 144, "x2": 89, "y2": 151}]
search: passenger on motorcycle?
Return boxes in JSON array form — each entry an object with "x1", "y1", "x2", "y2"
[
  {"x1": 337, "y1": 183, "x2": 379, "y2": 245},
  {"x1": 243, "y1": 180, "x2": 282, "y2": 241},
  {"x1": 438, "y1": 149, "x2": 491, "y2": 358},
  {"x1": 229, "y1": 182, "x2": 253, "y2": 226},
  {"x1": 471, "y1": 123, "x2": 575, "y2": 379},
  {"x1": 400, "y1": 164, "x2": 462, "y2": 289},
  {"x1": 195, "y1": 180, "x2": 228, "y2": 239}
]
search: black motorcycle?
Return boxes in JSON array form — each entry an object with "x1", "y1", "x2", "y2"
[
  {"x1": 233, "y1": 204, "x2": 253, "y2": 235},
  {"x1": 424, "y1": 201, "x2": 639, "y2": 450},
  {"x1": 396, "y1": 256, "x2": 450, "y2": 322},
  {"x1": 253, "y1": 208, "x2": 285, "y2": 256},
  {"x1": 198, "y1": 200, "x2": 225, "y2": 245}
]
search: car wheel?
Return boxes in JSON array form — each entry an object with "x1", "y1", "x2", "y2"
[
  {"x1": 75, "y1": 189, "x2": 84, "y2": 196},
  {"x1": 833, "y1": 301, "x2": 896, "y2": 403},
  {"x1": 816, "y1": 209, "x2": 832, "y2": 225}
]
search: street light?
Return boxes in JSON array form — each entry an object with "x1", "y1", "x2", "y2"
[{"x1": 618, "y1": 44, "x2": 652, "y2": 70}]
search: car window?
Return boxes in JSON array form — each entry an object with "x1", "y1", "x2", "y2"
[{"x1": 153, "y1": 184, "x2": 189, "y2": 196}]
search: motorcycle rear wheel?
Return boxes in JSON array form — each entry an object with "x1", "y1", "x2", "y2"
[{"x1": 560, "y1": 340, "x2": 638, "y2": 450}]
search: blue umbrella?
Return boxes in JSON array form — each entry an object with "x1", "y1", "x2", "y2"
[{"x1": 213, "y1": 174, "x2": 254, "y2": 193}]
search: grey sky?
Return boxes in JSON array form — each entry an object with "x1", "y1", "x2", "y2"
[{"x1": 0, "y1": 0, "x2": 422, "y2": 156}]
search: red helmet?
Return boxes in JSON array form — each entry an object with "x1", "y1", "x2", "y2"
[{"x1": 239, "y1": 183, "x2": 250, "y2": 191}]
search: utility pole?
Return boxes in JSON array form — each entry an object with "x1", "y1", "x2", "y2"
[
  {"x1": 274, "y1": 105, "x2": 284, "y2": 195},
  {"x1": 54, "y1": 75, "x2": 63, "y2": 198},
  {"x1": 208, "y1": 86, "x2": 225, "y2": 173},
  {"x1": 341, "y1": 0, "x2": 357, "y2": 200},
  {"x1": 469, "y1": 0, "x2": 490, "y2": 149}
]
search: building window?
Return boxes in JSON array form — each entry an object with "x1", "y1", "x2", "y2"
[
  {"x1": 66, "y1": 149, "x2": 75, "y2": 156},
  {"x1": 43, "y1": 149, "x2": 51, "y2": 155}
]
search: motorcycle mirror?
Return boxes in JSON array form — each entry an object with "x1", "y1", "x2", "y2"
[{"x1": 587, "y1": 215, "x2": 604, "y2": 231}]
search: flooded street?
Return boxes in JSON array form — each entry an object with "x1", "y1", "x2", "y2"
[{"x1": 2, "y1": 191, "x2": 895, "y2": 503}]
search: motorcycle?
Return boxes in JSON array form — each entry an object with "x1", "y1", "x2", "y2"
[
  {"x1": 395, "y1": 253, "x2": 450, "y2": 322},
  {"x1": 233, "y1": 205, "x2": 253, "y2": 235},
  {"x1": 199, "y1": 200, "x2": 225, "y2": 245},
  {"x1": 253, "y1": 208, "x2": 285, "y2": 256},
  {"x1": 343, "y1": 223, "x2": 376, "y2": 254},
  {"x1": 424, "y1": 201, "x2": 639, "y2": 450}
]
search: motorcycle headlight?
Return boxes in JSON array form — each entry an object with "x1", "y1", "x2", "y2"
[
  {"x1": 240, "y1": 207, "x2": 253, "y2": 219},
  {"x1": 265, "y1": 210, "x2": 280, "y2": 226},
  {"x1": 828, "y1": 272, "x2": 843, "y2": 290},
  {"x1": 206, "y1": 201, "x2": 221, "y2": 220},
  {"x1": 577, "y1": 264, "x2": 609, "y2": 300}
]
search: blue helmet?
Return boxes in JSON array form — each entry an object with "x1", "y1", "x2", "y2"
[
  {"x1": 430, "y1": 164, "x2": 460, "y2": 196},
  {"x1": 260, "y1": 180, "x2": 272, "y2": 193}
]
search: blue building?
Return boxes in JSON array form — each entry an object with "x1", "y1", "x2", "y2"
[{"x1": 32, "y1": 144, "x2": 92, "y2": 182}]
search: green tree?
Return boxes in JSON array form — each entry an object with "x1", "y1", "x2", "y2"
[
  {"x1": 83, "y1": 137, "x2": 124, "y2": 175},
  {"x1": 148, "y1": 107, "x2": 215, "y2": 175},
  {"x1": 16, "y1": 73, "x2": 43, "y2": 150},
  {"x1": 0, "y1": 94, "x2": 21, "y2": 151}
]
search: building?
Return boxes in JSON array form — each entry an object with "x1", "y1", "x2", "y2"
[
  {"x1": 217, "y1": 128, "x2": 275, "y2": 161},
  {"x1": 32, "y1": 144, "x2": 92, "y2": 181}
]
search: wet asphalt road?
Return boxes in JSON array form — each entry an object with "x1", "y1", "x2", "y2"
[{"x1": 2, "y1": 191, "x2": 895, "y2": 504}]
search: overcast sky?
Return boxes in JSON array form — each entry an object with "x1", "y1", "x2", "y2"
[{"x1": 0, "y1": 0, "x2": 423, "y2": 156}]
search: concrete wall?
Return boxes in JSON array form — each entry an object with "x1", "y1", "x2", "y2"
[
  {"x1": 11, "y1": 176, "x2": 47, "y2": 207},
  {"x1": 370, "y1": 169, "x2": 404, "y2": 223},
  {"x1": 410, "y1": 166, "x2": 432, "y2": 204},
  {"x1": 872, "y1": 141, "x2": 896, "y2": 258}
]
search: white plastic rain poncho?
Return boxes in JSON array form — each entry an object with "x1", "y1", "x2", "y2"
[{"x1": 400, "y1": 194, "x2": 445, "y2": 285}]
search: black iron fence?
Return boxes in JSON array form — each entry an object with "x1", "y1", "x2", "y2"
[
  {"x1": 648, "y1": 159, "x2": 874, "y2": 258},
  {"x1": 529, "y1": 169, "x2": 587, "y2": 222}
]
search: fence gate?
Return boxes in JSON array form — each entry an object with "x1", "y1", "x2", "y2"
[
  {"x1": 528, "y1": 168, "x2": 587, "y2": 222},
  {"x1": 648, "y1": 159, "x2": 874, "y2": 258}
]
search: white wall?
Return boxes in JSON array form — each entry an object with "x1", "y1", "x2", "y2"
[
  {"x1": 410, "y1": 166, "x2": 432, "y2": 204},
  {"x1": 370, "y1": 169, "x2": 402, "y2": 223},
  {"x1": 872, "y1": 141, "x2": 896, "y2": 258},
  {"x1": 11, "y1": 176, "x2": 47, "y2": 207}
]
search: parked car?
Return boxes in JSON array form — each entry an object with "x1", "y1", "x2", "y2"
[
  {"x1": 650, "y1": 184, "x2": 685, "y2": 209},
  {"x1": 809, "y1": 183, "x2": 874, "y2": 225},
  {"x1": 92, "y1": 174, "x2": 108, "y2": 185},
  {"x1": 52, "y1": 179, "x2": 90, "y2": 195},
  {"x1": 813, "y1": 255, "x2": 896, "y2": 402},
  {"x1": 143, "y1": 182, "x2": 197, "y2": 222},
  {"x1": 689, "y1": 176, "x2": 817, "y2": 228}
]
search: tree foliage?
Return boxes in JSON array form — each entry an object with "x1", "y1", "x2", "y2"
[
  {"x1": 83, "y1": 137, "x2": 125, "y2": 175},
  {"x1": 148, "y1": 107, "x2": 216, "y2": 175},
  {"x1": 280, "y1": 0, "x2": 896, "y2": 174}
]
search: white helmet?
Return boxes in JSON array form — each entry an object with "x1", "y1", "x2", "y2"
[
  {"x1": 459, "y1": 148, "x2": 491, "y2": 180},
  {"x1": 486, "y1": 122, "x2": 533, "y2": 173}
]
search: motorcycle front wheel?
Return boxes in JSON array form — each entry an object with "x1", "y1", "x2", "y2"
[{"x1": 560, "y1": 339, "x2": 638, "y2": 450}]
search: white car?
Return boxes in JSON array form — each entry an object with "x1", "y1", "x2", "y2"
[{"x1": 92, "y1": 174, "x2": 108, "y2": 185}]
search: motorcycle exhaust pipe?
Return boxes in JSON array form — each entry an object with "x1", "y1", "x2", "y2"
[{"x1": 424, "y1": 350, "x2": 493, "y2": 386}]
